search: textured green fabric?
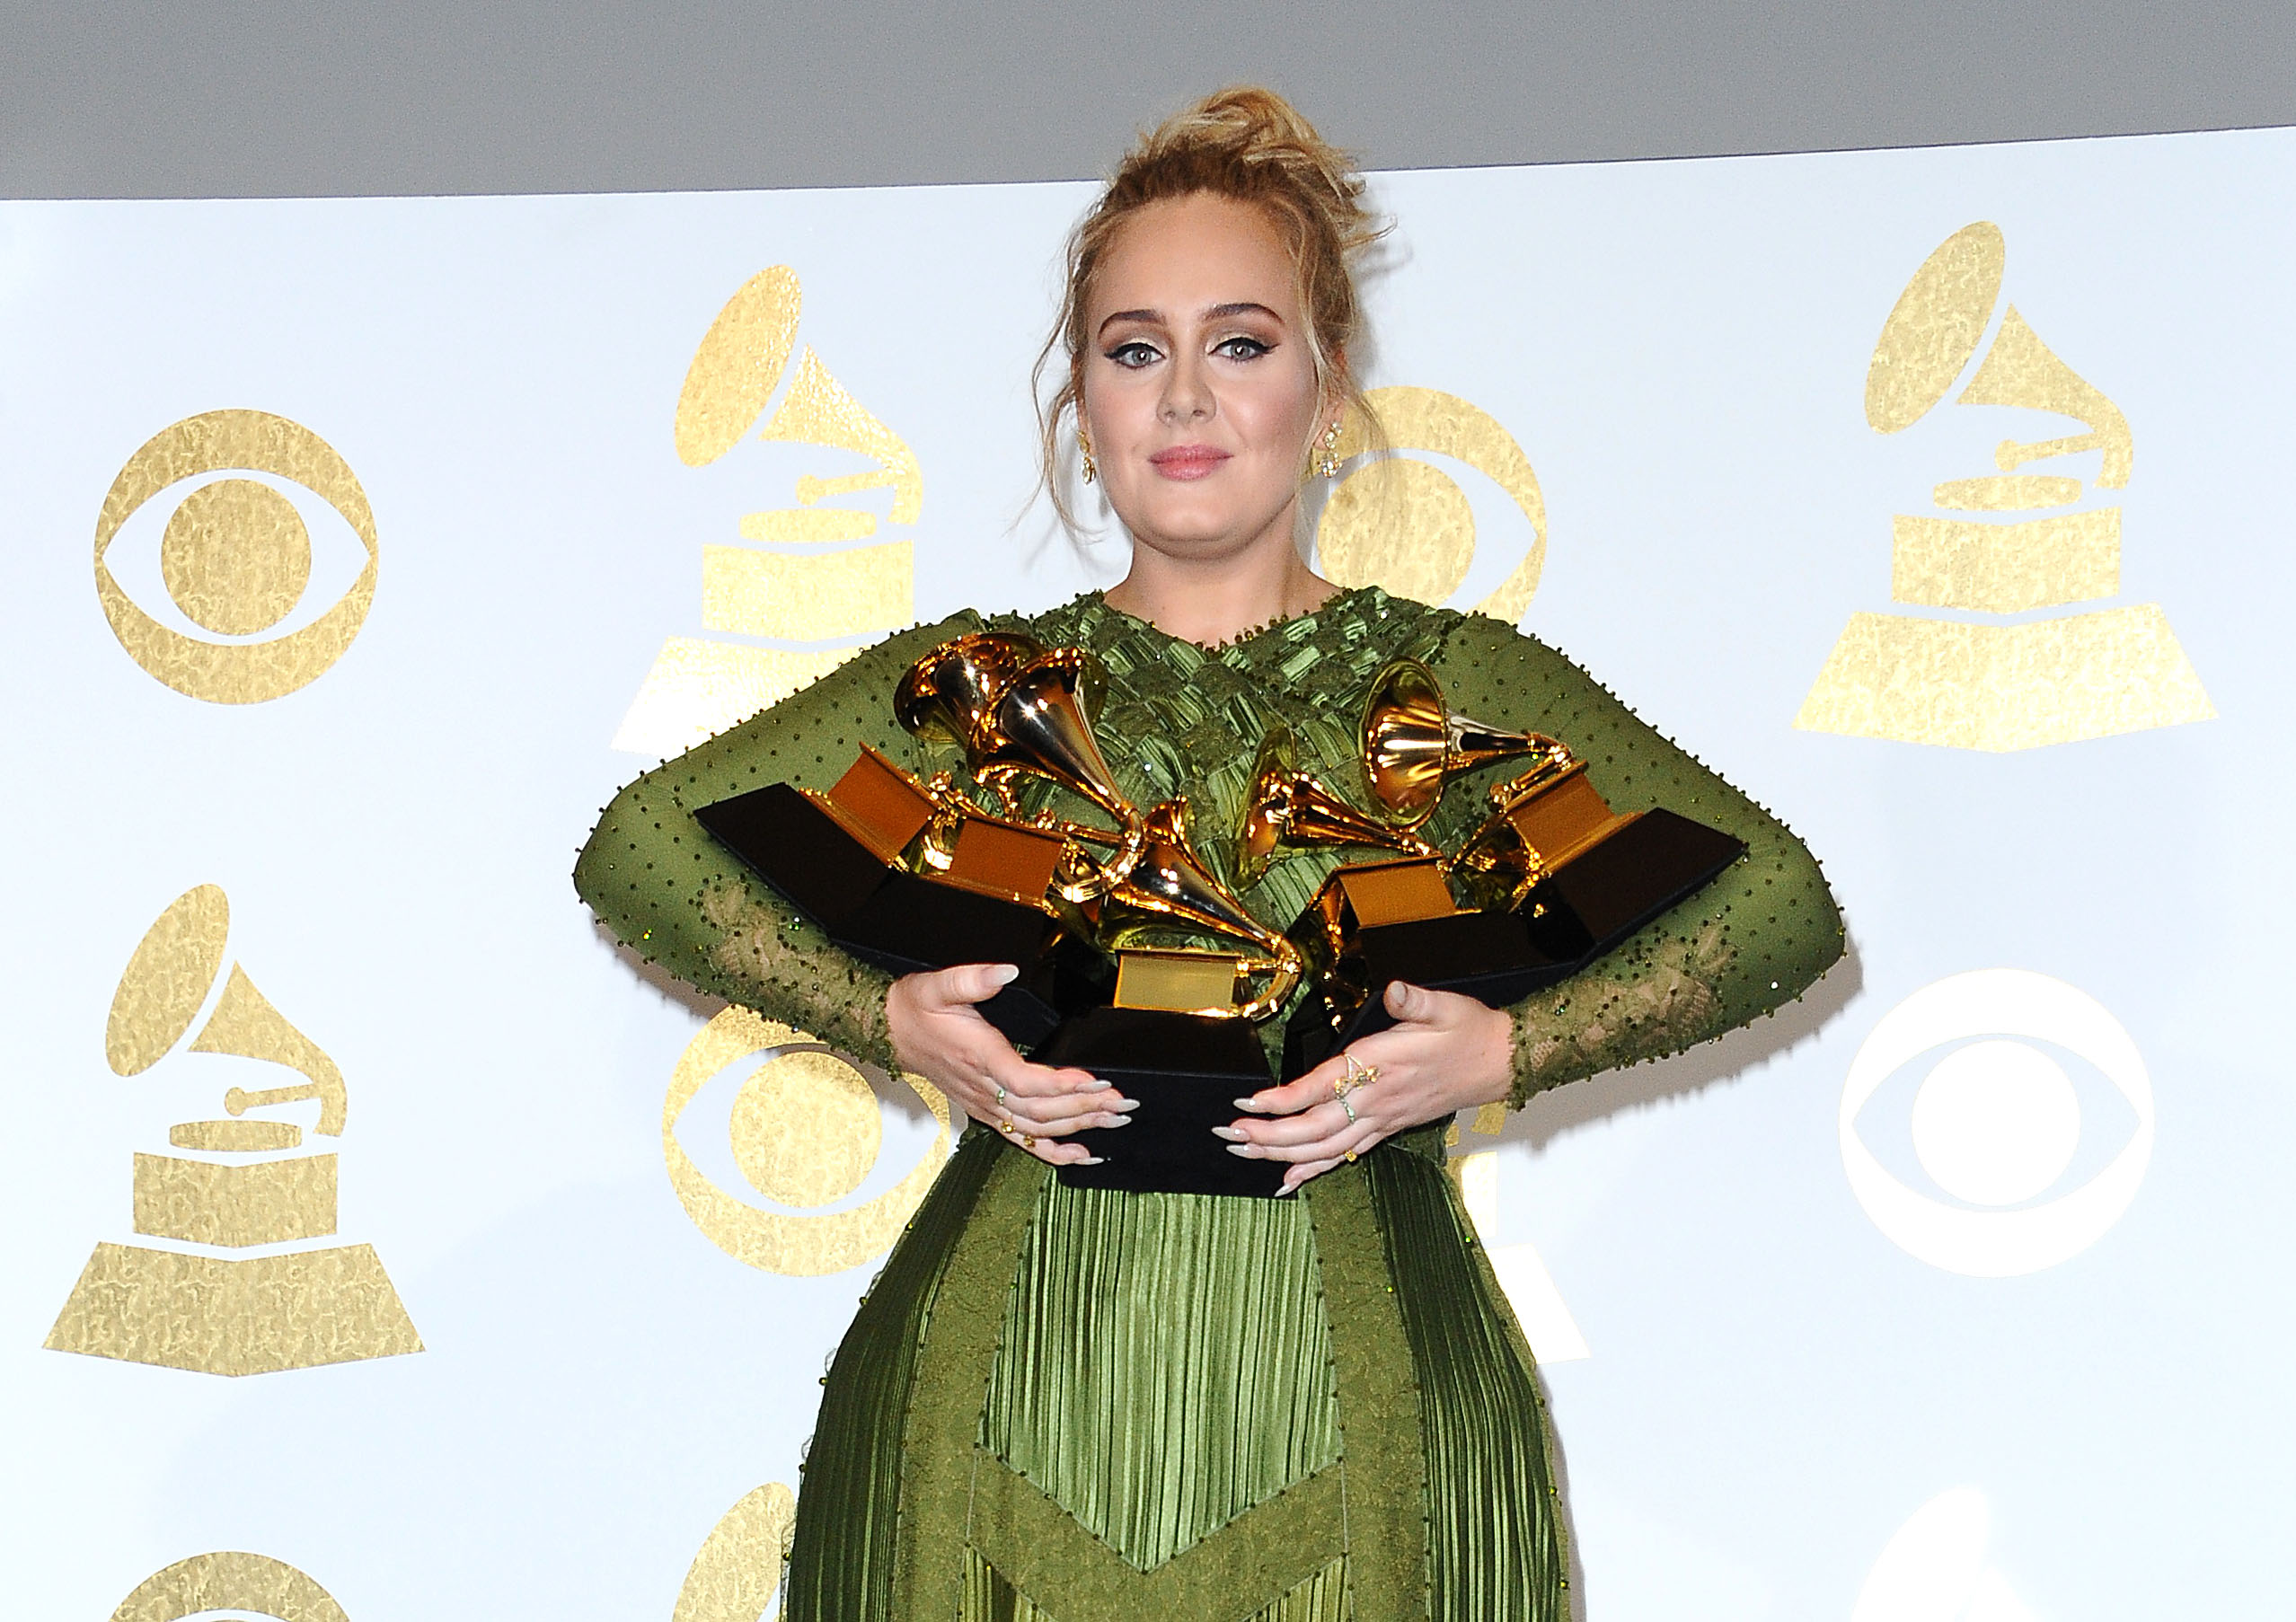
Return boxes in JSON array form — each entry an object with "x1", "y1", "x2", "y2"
[
  {"x1": 573, "y1": 586, "x2": 1846, "y2": 1621},
  {"x1": 1365, "y1": 1144, "x2": 1569, "y2": 1621},
  {"x1": 981, "y1": 1177, "x2": 1341, "y2": 1568}
]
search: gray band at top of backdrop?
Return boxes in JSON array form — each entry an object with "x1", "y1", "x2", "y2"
[{"x1": 4, "y1": 0, "x2": 2294, "y2": 200}]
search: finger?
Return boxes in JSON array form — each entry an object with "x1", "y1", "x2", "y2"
[
  {"x1": 1383, "y1": 978, "x2": 1478, "y2": 1028},
  {"x1": 988, "y1": 1109, "x2": 1115, "y2": 1161},
  {"x1": 980, "y1": 1084, "x2": 1134, "y2": 1137},
  {"x1": 1219, "y1": 1097, "x2": 1355, "y2": 1150},
  {"x1": 919, "y1": 961, "x2": 1021, "y2": 1009},
  {"x1": 1004, "y1": 1089, "x2": 1135, "y2": 1129},
  {"x1": 1232, "y1": 1054, "x2": 1348, "y2": 1118},
  {"x1": 1279, "y1": 1157, "x2": 1344, "y2": 1194},
  {"x1": 1221, "y1": 1110, "x2": 1377, "y2": 1160},
  {"x1": 995, "y1": 1061, "x2": 1115, "y2": 1101}
]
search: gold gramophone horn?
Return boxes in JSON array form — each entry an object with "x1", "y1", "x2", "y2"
[
  {"x1": 897, "y1": 631, "x2": 1147, "y2": 902},
  {"x1": 895, "y1": 630, "x2": 1049, "y2": 761},
  {"x1": 1089, "y1": 798, "x2": 1303, "y2": 1020},
  {"x1": 1362, "y1": 657, "x2": 1568, "y2": 828},
  {"x1": 1234, "y1": 725, "x2": 1438, "y2": 888}
]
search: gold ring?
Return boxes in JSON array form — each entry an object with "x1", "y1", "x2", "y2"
[
  {"x1": 1021, "y1": 1133, "x2": 1037, "y2": 1149},
  {"x1": 998, "y1": 1116, "x2": 1014, "y2": 1135},
  {"x1": 1344, "y1": 1150, "x2": 1358, "y2": 1162},
  {"x1": 1344, "y1": 1053, "x2": 1378, "y2": 1089}
]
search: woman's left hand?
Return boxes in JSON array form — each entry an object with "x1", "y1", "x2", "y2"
[{"x1": 1221, "y1": 980, "x2": 1513, "y2": 1194}]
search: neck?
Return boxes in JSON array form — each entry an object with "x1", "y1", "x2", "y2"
[{"x1": 1104, "y1": 516, "x2": 1340, "y2": 647}]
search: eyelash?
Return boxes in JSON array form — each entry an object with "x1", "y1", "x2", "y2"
[{"x1": 1101, "y1": 336, "x2": 1276, "y2": 369}]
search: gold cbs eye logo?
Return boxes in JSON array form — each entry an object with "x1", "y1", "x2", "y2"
[
  {"x1": 106, "y1": 1550, "x2": 349, "y2": 1622},
  {"x1": 93, "y1": 410, "x2": 378, "y2": 703},
  {"x1": 664, "y1": 1007, "x2": 950, "y2": 1276},
  {"x1": 1316, "y1": 385, "x2": 1547, "y2": 622},
  {"x1": 673, "y1": 1480, "x2": 798, "y2": 1622}
]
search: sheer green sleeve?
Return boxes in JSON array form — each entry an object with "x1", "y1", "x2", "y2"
[
  {"x1": 1424, "y1": 615, "x2": 1845, "y2": 1108},
  {"x1": 572, "y1": 613, "x2": 983, "y2": 1074}
]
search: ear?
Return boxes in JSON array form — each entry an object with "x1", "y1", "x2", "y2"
[{"x1": 1322, "y1": 347, "x2": 1353, "y2": 424}]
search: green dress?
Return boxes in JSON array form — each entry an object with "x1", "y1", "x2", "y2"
[{"x1": 575, "y1": 586, "x2": 1843, "y2": 1621}]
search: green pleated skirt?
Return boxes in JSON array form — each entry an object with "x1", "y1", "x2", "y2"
[{"x1": 783, "y1": 1124, "x2": 1571, "y2": 1621}]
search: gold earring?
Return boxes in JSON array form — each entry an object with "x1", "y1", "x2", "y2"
[
  {"x1": 1079, "y1": 428, "x2": 1098, "y2": 485},
  {"x1": 1315, "y1": 420, "x2": 1344, "y2": 479}
]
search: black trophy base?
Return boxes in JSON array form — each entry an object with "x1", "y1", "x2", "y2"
[
  {"x1": 1040, "y1": 1009, "x2": 1285, "y2": 1198},
  {"x1": 693, "y1": 782, "x2": 1106, "y2": 1047},
  {"x1": 1286, "y1": 909, "x2": 1574, "y2": 1077},
  {"x1": 1283, "y1": 807, "x2": 1746, "y2": 1078},
  {"x1": 1536, "y1": 807, "x2": 1744, "y2": 956}
]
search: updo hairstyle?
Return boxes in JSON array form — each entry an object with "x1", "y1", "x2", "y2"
[{"x1": 1038, "y1": 85, "x2": 1387, "y2": 526}]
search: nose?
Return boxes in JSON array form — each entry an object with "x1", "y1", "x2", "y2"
[{"x1": 1158, "y1": 348, "x2": 1214, "y2": 424}]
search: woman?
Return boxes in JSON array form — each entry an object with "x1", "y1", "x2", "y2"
[{"x1": 578, "y1": 88, "x2": 1842, "y2": 1621}]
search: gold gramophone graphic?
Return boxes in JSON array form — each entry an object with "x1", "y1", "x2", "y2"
[
  {"x1": 1796, "y1": 221, "x2": 2213, "y2": 751},
  {"x1": 46, "y1": 884, "x2": 420, "y2": 1376},
  {"x1": 614, "y1": 263, "x2": 925, "y2": 757}
]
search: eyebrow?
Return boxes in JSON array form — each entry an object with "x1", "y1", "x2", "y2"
[{"x1": 1097, "y1": 301, "x2": 1286, "y2": 338}]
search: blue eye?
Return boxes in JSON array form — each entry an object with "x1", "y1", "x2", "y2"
[
  {"x1": 1215, "y1": 336, "x2": 1273, "y2": 360},
  {"x1": 1104, "y1": 342, "x2": 1161, "y2": 369}
]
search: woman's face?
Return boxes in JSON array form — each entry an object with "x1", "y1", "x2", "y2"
[{"x1": 1081, "y1": 192, "x2": 1329, "y2": 570}]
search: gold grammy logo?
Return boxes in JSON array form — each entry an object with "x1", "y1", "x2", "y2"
[
  {"x1": 664, "y1": 1006, "x2": 950, "y2": 1277},
  {"x1": 672, "y1": 1480, "x2": 797, "y2": 1622},
  {"x1": 47, "y1": 885, "x2": 421, "y2": 1376},
  {"x1": 94, "y1": 410, "x2": 378, "y2": 703},
  {"x1": 106, "y1": 1550, "x2": 349, "y2": 1622},
  {"x1": 614, "y1": 265, "x2": 923, "y2": 757},
  {"x1": 1318, "y1": 386, "x2": 1547, "y2": 622},
  {"x1": 1797, "y1": 222, "x2": 2213, "y2": 750}
]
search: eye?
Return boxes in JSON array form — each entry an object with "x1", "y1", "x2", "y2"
[
  {"x1": 1103, "y1": 340, "x2": 1161, "y2": 369},
  {"x1": 1213, "y1": 335, "x2": 1273, "y2": 361}
]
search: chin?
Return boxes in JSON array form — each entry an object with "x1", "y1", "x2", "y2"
[{"x1": 1123, "y1": 494, "x2": 1294, "y2": 559}]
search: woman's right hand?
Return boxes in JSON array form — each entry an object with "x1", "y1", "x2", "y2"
[{"x1": 886, "y1": 963, "x2": 1134, "y2": 1167}]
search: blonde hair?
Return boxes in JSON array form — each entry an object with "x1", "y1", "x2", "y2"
[{"x1": 1036, "y1": 85, "x2": 1387, "y2": 528}]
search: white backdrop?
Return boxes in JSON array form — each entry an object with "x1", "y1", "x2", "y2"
[{"x1": 2, "y1": 125, "x2": 2290, "y2": 1619}]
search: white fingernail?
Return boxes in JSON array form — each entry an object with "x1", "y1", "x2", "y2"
[
  {"x1": 986, "y1": 964, "x2": 1020, "y2": 986},
  {"x1": 1211, "y1": 1125, "x2": 1247, "y2": 1142}
]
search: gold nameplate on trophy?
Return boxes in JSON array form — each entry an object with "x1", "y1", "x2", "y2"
[
  {"x1": 936, "y1": 816, "x2": 1068, "y2": 907},
  {"x1": 1113, "y1": 949, "x2": 1247, "y2": 1015},
  {"x1": 1452, "y1": 760, "x2": 1639, "y2": 912},
  {"x1": 1320, "y1": 857, "x2": 1459, "y2": 928},
  {"x1": 809, "y1": 745, "x2": 939, "y2": 865},
  {"x1": 1485, "y1": 763, "x2": 1630, "y2": 869}
]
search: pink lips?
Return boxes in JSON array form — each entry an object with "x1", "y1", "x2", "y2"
[{"x1": 1148, "y1": 445, "x2": 1232, "y2": 480}]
